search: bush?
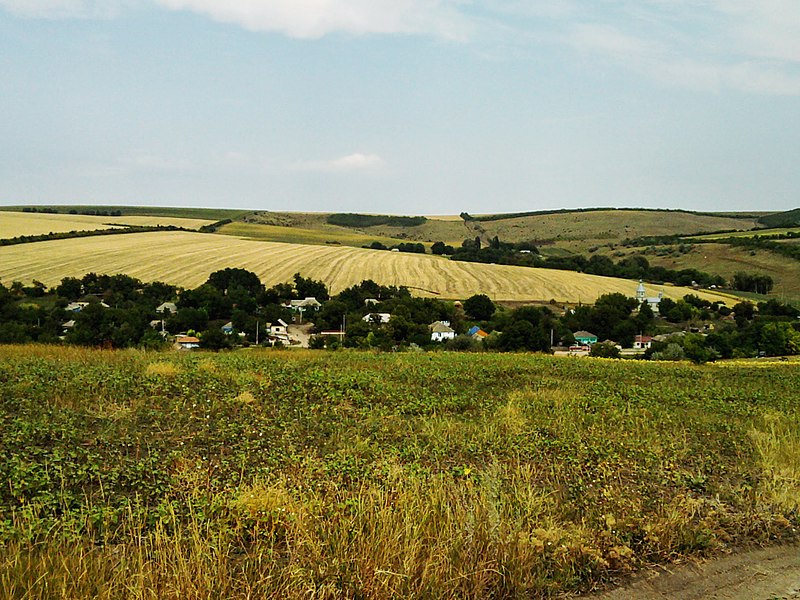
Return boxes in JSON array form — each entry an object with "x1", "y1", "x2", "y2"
[{"x1": 589, "y1": 341, "x2": 620, "y2": 358}]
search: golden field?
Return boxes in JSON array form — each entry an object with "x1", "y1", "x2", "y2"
[
  {"x1": 0, "y1": 230, "x2": 730, "y2": 302},
  {"x1": 0, "y1": 211, "x2": 214, "y2": 237}
]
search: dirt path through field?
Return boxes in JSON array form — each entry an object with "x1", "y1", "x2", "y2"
[{"x1": 583, "y1": 544, "x2": 800, "y2": 599}]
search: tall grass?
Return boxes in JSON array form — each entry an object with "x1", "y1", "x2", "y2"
[{"x1": 1, "y1": 347, "x2": 798, "y2": 598}]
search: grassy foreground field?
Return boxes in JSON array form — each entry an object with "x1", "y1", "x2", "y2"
[
  {"x1": 0, "y1": 347, "x2": 798, "y2": 599},
  {"x1": 0, "y1": 231, "x2": 730, "y2": 303}
]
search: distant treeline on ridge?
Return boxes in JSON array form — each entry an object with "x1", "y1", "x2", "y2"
[{"x1": 327, "y1": 214, "x2": 428, "y2": 228}]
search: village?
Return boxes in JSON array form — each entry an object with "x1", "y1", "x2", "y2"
[{"x1": 5, "y1": 269, "x2": 791, "y2": 362}]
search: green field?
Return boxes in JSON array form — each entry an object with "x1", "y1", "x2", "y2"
[
  {"x1": 689, "y1": 227, "x2": 800, "y2": 241},
  {"x1": 218, "y1": 221, "x2": 409, "y2": 248},
  {"x1": 1, "y1": 347, "x2": 798, "y2": 599},
  {"x1": 234, "y1": 209, "x2": 763, "y2": 248}
]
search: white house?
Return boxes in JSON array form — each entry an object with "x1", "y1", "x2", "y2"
[
  {"x1": 265, "y1": 319, "x2": 291, "y2": 345},
  {"x1": 175, "y1": 335, "x2": 200, "y2": 350},
  {"x1": 633, "y1": 335, "x2": 653, "y2": 349},
  {"x1": 430, "y1": 321, "x2": 456, "y2": 342},
  {"x1": 362, "y1": 312, "x2": 391, "y2": 324},
  {"x1": 285, "y1": 297, "x2": 322, "y2": 311},
  {"x1": 156, "y1": 302, "x2": 177, "y2": 315},
  {"x1": 66, "y1": 300, "x2": 110, "y2": 312}
]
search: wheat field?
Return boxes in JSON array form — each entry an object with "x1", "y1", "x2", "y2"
[
  {"x1": 0, "y1": 231, "x2": 730, "y2": 302},
  {"x1": 0, "y1": 211, "x2": 214, "y2": 238}
]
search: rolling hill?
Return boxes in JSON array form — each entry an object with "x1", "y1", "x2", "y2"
[{"x1": 0, "y1": 230, "x2": 731, "y2": 303}]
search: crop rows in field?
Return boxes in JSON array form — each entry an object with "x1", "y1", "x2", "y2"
[
  {"x1": 0, "y1": 230, "x2": 730, "y2": 303},
  {"x1": 0, "y1": 211, "x2": 214, "y2": 238}
]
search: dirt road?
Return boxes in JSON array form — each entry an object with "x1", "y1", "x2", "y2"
[{"x1": 584, "y1": 544, "x2": 800, "y2": 600}]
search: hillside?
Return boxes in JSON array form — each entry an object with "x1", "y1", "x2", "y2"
[
  {"x1": 0, "y1": 211, "x2": 215, "y2": 238},
  {"x1": 235, "y1": 209, "x2": 764, "y2": 251},
  {"x1": 0, "y1": 230, "x2": 730, "y2": 303}
]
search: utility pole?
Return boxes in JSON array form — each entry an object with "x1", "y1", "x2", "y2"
[{"x1": 255, "y1": 320, "x2": 259, "y2": 346}]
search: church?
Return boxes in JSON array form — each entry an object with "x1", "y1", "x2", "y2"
[{"x1": 636, "y1": 280, "x2": 663, "y2": 314}]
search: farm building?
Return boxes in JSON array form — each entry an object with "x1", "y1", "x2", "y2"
[
  {"x1": 633, "y1": 335, "x2": 653, "y2": 349},
  {"x1": 430, "y1": 321, "x2": 456, "y2": 342},
  {"x1": 573, "y1": 331, "x2": 598, "y2": 345}
]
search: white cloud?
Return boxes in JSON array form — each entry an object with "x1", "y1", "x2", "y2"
[
  {"x1": 556, "y1": 2, "x2": 800, "y2": 95},
  {"x1": 293, "y1": 153, "x2": 385, "y2": 172},
  {"x1": 154, "y1": 0, "x2": 472, "y2": 40}
]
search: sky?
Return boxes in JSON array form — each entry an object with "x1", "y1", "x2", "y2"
[{"x1": 0, "y1": 1, "x2": 799, "y2": 215}]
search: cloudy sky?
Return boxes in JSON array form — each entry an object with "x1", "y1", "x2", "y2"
[{"x1": 1, "y1": 1, "x2": 798, "y2": 214}]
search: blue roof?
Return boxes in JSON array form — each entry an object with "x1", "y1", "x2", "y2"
[{"x1": 467, "y1": 326, "x2": 480, "y2": 335}]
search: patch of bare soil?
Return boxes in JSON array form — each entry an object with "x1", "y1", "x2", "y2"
[{"x1": 581, "y1": 544, "x2": 800, "y2": 600}]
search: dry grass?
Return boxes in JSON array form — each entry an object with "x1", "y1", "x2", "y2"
[
  {"x1": 1, "y1": 348, "x2": 798, "y2": 599},
  {"x1": 218, "y1": 221, "x2": 407, "y2": 248},
  {"x1": 0, "y1": 231, "x2": 731, "y2": 303},
  {"x1": 0, "y1": 211, "x2": 214, "y2": 238},
  {"x1": 362, "y1": 211, "x2": 761, "y2": 246}
]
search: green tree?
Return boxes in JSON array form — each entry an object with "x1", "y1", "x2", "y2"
[
  {"x1": 464, "y1": 294, "x2": 495, "y2": 321},
  {"x1": 590, "y1": 341, "x2": 620, "y2": 358},
  {"x1": 200, "y1": 327, "x2": 230, "y2": 351},
  {"x1": 293, "y1": 273, "x2": 329, "y2": 301}
]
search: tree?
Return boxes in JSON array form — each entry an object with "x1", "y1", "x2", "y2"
[
  {"x1": 590, "y1": 341, "x2": 620, "y2": 358},
  {"x1": 293, "y1": 273, "x2": 329, "y2": 301},
  {"x1": 56, "y1": 277, "x2": 83, "y2": 300},
  {"x1": 499, "y1": 320, "x2": 549, "y2": 352},
  {"x1": 207, "y1": 268, "x2": 263, "y2": 298},
  {"x1": 200, "y1": 327, "x2": 230, "y2": 351},
  {"x1": 733, "y1": 301, "x2": 755, "y2": 327},
  {"x1": 759, "y1": 322, "x2": 800, "y2": 356},
  {"x1": 464, "y1": 294, "x2": 495, "y2": 321}
]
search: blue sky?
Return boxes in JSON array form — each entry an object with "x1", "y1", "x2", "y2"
[{"x1": 1, "y1": 1, "x2": 798, "y2": 214}]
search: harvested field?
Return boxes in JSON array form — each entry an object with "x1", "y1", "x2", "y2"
[
  {"x1": 0, "y1": 230, "x2": 730, "y2": 303},
  {"x1": 0, "y1": 211, "x2": 214, "y2": 238}
]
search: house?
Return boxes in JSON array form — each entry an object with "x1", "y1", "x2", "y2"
[
  {"x1": 286, "y1": 297, "x2": 322, "y2": 311},
  {"x1": 270, "y1": 319, "x2": 288, "y2": 335},
  {"x1": 175, "y1": 335, "x2": 200, "y2": 350},
  {"x1": 635, "y1": 280, "x2": 663, "y2": 314},
  {"x1": 364, "y1": 298, "x2": 379, "y2": 306},
  {"x1": 633, "y1": 335, "x2": 653, "y2": 349},
  {"x1": 573, "y1": 330, "x2": 598, "y2": 345},
  {"x1": 363, "y1": 312, "x2": 391, "y2": 324},
  {"x1": 61, "y1": 320, "x2": 75, "y2": 336},
  {"x1": 468, "y1": 325, "x2": 489, "y2": 341},
  {"x1": 265, "y1": 319, "x2": 291, "y2": 345},
  {"x1": 430, "y1": 321, "x2": 456, "y2": 342},
  {"x1": 222, "y1": 321, "x2": 234, "y2": 335},
  {"x1": 156, "y1": 302, "x2": 177, "y2": 315}
]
